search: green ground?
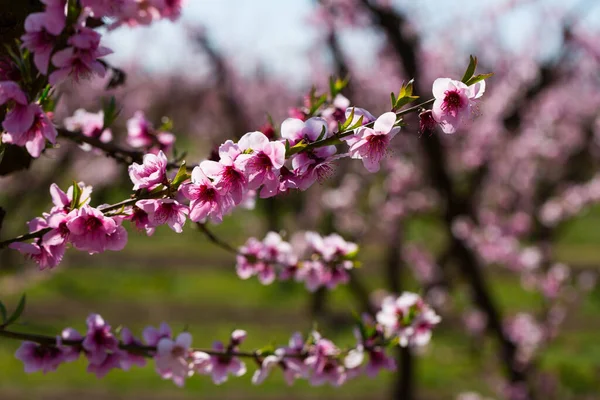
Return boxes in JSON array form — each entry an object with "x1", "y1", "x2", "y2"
[{"x1": 1, "y1": 206, "x2": 600, "y2": 400}]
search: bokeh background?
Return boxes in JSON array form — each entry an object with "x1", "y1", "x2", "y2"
[{"x1": 2, "y1": 0, "x2": 600, "y2": 399}]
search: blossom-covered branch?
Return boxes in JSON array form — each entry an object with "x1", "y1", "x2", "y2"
[{"x1": 0, "y1": 293, "x2": 440, "y2": 386}]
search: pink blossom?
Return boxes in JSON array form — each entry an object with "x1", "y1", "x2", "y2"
[
  {"x1": 136, "y1": 198, "x2": 188, "y2": 233},
  {"x1": 119, "y1": 328, "x2": 147, "y2": 370},
  {"x1": 431, "y1": 78, "x2": 485, "y2": 134},
  {"x1": 59, "y1": 328, "x2": 83, "y2": 362},
  {"x1": 321, "y1": 94, "x2": 351, "y2": 131},
  {"x1": 236, "y1": 237, "x2": 265, "y2": 280},
  {"x1": 200, "y1": 144, "x2": 247, "y2": 205},
  {"x1": 152, "y1": 0, "x2": 185, "y2": 21},
  {"x1": 2, "y1": 104, "x2": 35, "y2": 137},
  {"x1": 126, "y1": 111, "x2": 175, "y2": 154},
  {"x1": 82, "y1": 314, "x2": 119, "y2": 366},
  {"x1": 49, "y1": 30, "x2": 113, "y2": 85},
  {"x1": 199, "y1": 331, "x2": 247, "y2": 384},
  {"x1": 9, "y1": 241, "x2": 65, "y2": 270},
  {"x1": 81, "y1": 0, "x2": 131, "y2": 18},
  {"x1": 128, "y1": 151, "x2": 168, "y2": 190},
  {"x1": 64, "y1": 109, "x2": 113, "y2": 150},
  {"x1": 180, "y1": 166, "x2": 234, "y2": 223},
  {"x1": 155, "y1": 332, "x2": 194, "y2": 387},
  {"x1": 0, "y1": 81, "x2": 28, "y2": 106},
  {"x1": 235, "y1": 131, "x2": 286, "y2": 198},
  {"x1": 126, "y1": 206, "x2": 156, "y2": 236},
  {"x1": 49, "y1": 182, "x2": 93, "y2": 213},
  {"x1": 15, "y1": 342, "x2": 64, "y2": 374},
  {"x1": 2, "y1": 104, "x2": 57, "y2": 158},
  {"x1": 143, "y1": 323, "x2": 172, "y2": 346},
  {"x1": 21, "y1": 8, "x2": 65, "y2": 74},
  {"x1": 252, "y1": 355, "x2": 281, "y2": 385},
  {"x1": 86, "y1": 352, "x2": 122, "y2": 378},
  {"x1": 276, "y1": 332, "x2": 309, "y2": 384},
  {"x1": 305, "y1": 336, "x2": 346, "y2": 386},
  {"x1": 341, "y1": 107, "x2": 376, "y2": 147},
  {"x1": 296, "y1": 260, "x2": 326, "y2": 292},
  {"x1": 346, "y1": 112, "x2": 400, "y2": 173},
  {"x1": 376, "y1": 293, "x2": 441, "y2": 347},
  {"x1": 42, "y1": 211, "x2": 72, "y2": 247},
  {"x1": 67, "y1": 206, "x2": 127, "y2": 254},
  {"x1": 418, "y1": 109, "x2": 438, "y2": 136}
]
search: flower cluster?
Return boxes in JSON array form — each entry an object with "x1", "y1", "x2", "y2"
[
  {"x1": 236, "y1": 231, "x2": 359, "y2": 291},
  {"x1": 9, "y1": 182, "x2": 126, "y2": 269},
  {"x1": 0, "y1": 0, "x2": 183, "y2": 159},
  {"x1": 6, "y1": 70, "x2": 488, "y2": 274},
  {"x1": 376, "y1": 292, "x2": 442, "y2": 347},
  {"x1": 13, "y1": 292, "x2": 439, "y2": 386}
]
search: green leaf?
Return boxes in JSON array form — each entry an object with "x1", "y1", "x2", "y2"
[
  {"x1": 38, "y1": 85, "x2": 52, "y2": 104},
  {"x1": 392, "y1": 80, "x2": 417, "y2": 111},
  {"x1": 0, "y1": 143, "x2": 6, "y2": 165},
  {"x1": 340, "y1": 107, "x2": 356, "y2": 131},
  {"x1": 461, "y1": 55, "x2": 478, "y2": 84},
  {"x1": 399, "y1": 79, "x2": 414, "y2": 98},
  {"x1": 316, "y1": 125, "x2": 327, "y2": 141},
  {"x1": 465, "y1": 72, "x2": 494, "y2": 86},
  {"x1": 347, "y1": 115, "x2": 364, "y2": 131},
  {"x1": 171, "y1": 162, "x2": 190, "y2": 189},
  {"x1": 5, "y1": 294, "x2": 26, "y2": 327},
  {"x1": 70, "y1": 181, "x2": 82, "y2": 210},
  {"x1": 329, "y1": 76, "x2": 336, "y2": 99},
  {"x1": 284, "y1": 139, "x2": 291, "y2": 155},
  {"x1": 309, "y1": 93, "x2": 328, "y2": 116},
  {"x1": 159, "y1": 116, "x2": 173, "y2": 132},
  {"x1": 0, "y1": 301, "x2": 7, "y2": 324},
  {"x1": 394, "y1": 95, "x2": 419, "y2": 110},
  {"x1": 102, "y1": 97, "x2": 121, "y2": 129}
]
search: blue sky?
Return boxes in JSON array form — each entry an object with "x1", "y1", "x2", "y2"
[{"x1": 102, "y1": 0, "x2": 600, "y2": 83}]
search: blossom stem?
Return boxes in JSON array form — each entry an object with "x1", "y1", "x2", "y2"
[
  {"x1": 0, "y1": 328, "x2": 335, "y2": 359},
  {"x1": 195, "y1": 222, "x2": 238, "y2": 254}
]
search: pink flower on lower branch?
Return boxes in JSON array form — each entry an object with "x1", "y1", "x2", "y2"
[
  {"x1": 119, "y1": 328, "x2": 147, "y2": 370},
  {"x1": 87, "y1": 352, "x2": 122, "y2": 378},
  {"x1": 305, "y1": 335, "x2": 346, "y2": 387},
  {"x1": 345, "y1": 112, "x2": 400, "y2": 173},
  {"x1": 431, "y1": 77, "x2": 485, "y2": 134},
  {"x1": 197, "y1": 330, "x2": 247, "y2": 384},
  {"x1": 136, "y1": 198, "x2": 188, "y2": 233},
  {"x1": 82, "y1": 314, "x2": 119, "y2": 366},
  {"x1": 143, "y1": 322, "x2": 172, "y2": 346},
  {"x1": 376, "y1": 292, "x2": 441, "y2": 347},
  {"x1": 15, "y1": 342, "x2": 64, "y2": 374},
  {"x1": 155, "y1": 332, "x2": 196, "y2": 387}
]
